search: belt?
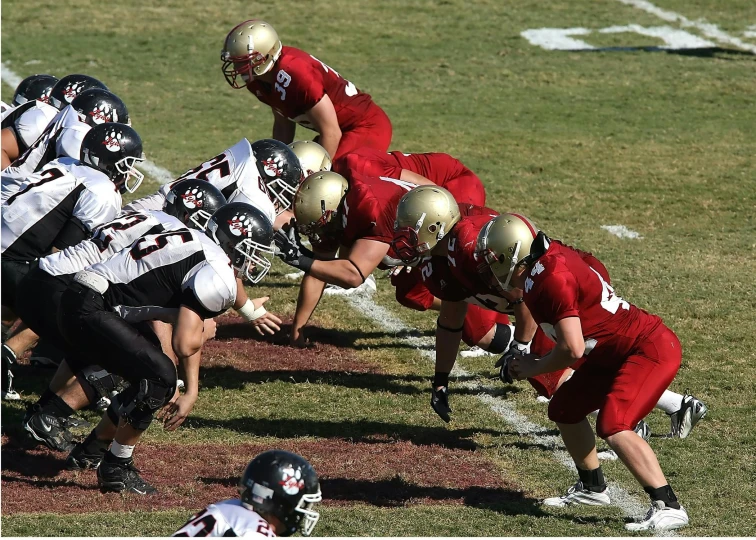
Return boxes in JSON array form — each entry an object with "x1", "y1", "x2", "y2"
[{"x1": 73, "y1": 270, "x2": 109, "y2": 295}]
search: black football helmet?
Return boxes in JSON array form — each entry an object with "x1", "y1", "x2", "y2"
[
  {"x1": 71, "y1": 88, "x2": 130, "y2": 127},
  {"x1": 49, "y1": 74, "x2": 108, "y2": 110},
  {"x1": 80, "y1": 122, "x2": 145, "y2": 193},
  {"x1": 164, "y1": 179, "x2": 227, "y2": 230},
  {"x1": 12, "y1": 74, "x2": 59, "y2": 106},
  {"x1": 238, "y1": 450, "x2": 321, "y2": 537},
  {"x1": 251, "y1": 139, "x2": 305, "y2": 214},
  {"x1": 205, "y1": 202, "x2": 274, "y2": 283}
]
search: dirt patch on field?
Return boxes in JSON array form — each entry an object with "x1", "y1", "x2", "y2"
[{"x1": 1, "y1": 439, "x2": 521, "y2": 515}]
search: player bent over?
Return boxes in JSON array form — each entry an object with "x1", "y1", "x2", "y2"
[
  {"x1": 482, "y1": 214, "x2": 689, "y2": 531},
  {"x1": 174, "y1": 450, "x2": 322, "y2": 537}
]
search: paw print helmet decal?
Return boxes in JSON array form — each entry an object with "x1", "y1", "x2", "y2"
[
  {"x1": 251, "y1": 138, "x2": 305, "y2": 215},
  {"x1": 49, "y1": 74, "x2": 108, "y2": 110},
  {"x1": 80, "y1": 122, "x2": 145, "y2": 194},
  {"x1": 71, "y1": 88, "x2": 130, "y2": 127},
  {"x1": 205, "y1": 202, "x2": 275, "y2": 283},
  {"x1": 12, "y1": 74, "x2": 59, "y2": 107},
  {"x1": 164, "y1": 179, "x2": 227, "y2": 230}
]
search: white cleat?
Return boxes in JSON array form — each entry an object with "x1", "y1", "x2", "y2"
[
  {"x1": 625, "y1": 501, "x2": 689, "y2": 532},
  {"x1": 542, "y1": 481, "x2": 611, "y2": 507},
  {"x1": 322, "y1": 274, "x2": 377, "y2": 296},
  {"x1": 2, "y1": 389, "x2": 20, "y2": 400},
  {"x1": 460, "y1": 346, "x2": 498, "y2": 358},
  {"x1": 284, "y1": 271, "x2": 305, "y2": 280},
  {"x1": 669, "y1": 394, "x2": 707, "y2": 438}
]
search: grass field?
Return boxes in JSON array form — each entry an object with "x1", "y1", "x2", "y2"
[{"x1": 2, "y1": 0, "x2": 756, "y2": 536}]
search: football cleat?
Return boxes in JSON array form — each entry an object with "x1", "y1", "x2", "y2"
[
  {"x1": 97, "y1": 458, "x2": 157, "y2": 494},
  {"x1": 669, "y1": 394, "x2": 707, "y2": 438},
  {"x1": 22, "y1": 405, "x2": 75, "y2": 452},
  {"x1": 66, "y1": 442, "x2": 106, "y2": 470},
  {"x1": 625, "y1": 501, "x2": 689, "y2": 532},
  {"x1": 542, "y1": 481, "x2": 611, "y2": 507},
  {"x1": 634, "y1": 419, "x2": 651, "y2": 442}
]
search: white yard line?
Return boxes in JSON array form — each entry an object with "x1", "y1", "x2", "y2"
[
  {"x1": 616, "y1": 0, "x2": 756, "y2": 54},
  {"x1": 2, "y1": 63, "x2": 175, "y2": 185},
  {"x1": 601, "y1": 224, "x2": 644, "y2": 239},
  {"x1": 344, "y1": 292, "x2": 663, "y2": 532}
]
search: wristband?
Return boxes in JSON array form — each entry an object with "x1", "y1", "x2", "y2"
[{"x1": 237, "y1": 299, "x2": 267, "y2": 321}]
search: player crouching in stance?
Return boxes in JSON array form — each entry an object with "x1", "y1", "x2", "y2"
[
  {"x1": 483, "y1": 214, "x2": 689, "y2": 531},
  {"x1": 174, "y1": 450, "x2": 322, "y2": 537},
  {"x1": 23, "y1": 202, "x2": 274, "y2": 494}
]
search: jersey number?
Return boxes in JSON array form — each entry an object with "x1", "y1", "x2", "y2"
[
  {"x1": 310, "y1": 55, "x2": 358, "y2": 96},
  {"x1": 130, "y1": 230, "x2": 192, "y2": 261},
  {"x1": 174, "y1": 509, "x2": 216, "y2": 537},
  {"x1": 275, "y1": 70, "x2": 291, "y2": 100},
  {"x1": 176, "y1": 154, "x2": 231, "y2": 183},
  {"x1": 590, "y1": 267, "x2": 629, "y2": 314},
  {"x1": 6, "y1": 167, "x2": 65, "y2": 206},
  {"x1": 92, "y1": 213, "x2": 150, "y2": 252}
]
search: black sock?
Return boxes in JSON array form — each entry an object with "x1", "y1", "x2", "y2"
[
  {"x1": 577, "y1": 466, "x2": 606, "y2": 493},
  {"x1": 432, "y1": 372, "x2": 449, "y2": 388},
  {"x1": 81, "y1": 429, "x2": 111, "y2": 454},
  {"x1": 41, "y1": 392, "x2": 75, "y2": 418},
  {"x1": 644, "y1": 485, "x2": 681, "y2": 509},
  {"x1": 36, "y1": 388, "x2": 56, "y2": 409},
  {"x1": 486, "y1": 323, "x2": 513, "y2": 354}
]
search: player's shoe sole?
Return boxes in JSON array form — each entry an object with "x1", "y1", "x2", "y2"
[
  {"x1": 669, "y1": 394, "x2": 708, "y2": 438},
  {"x1": 625, "y1": 501, "x2": 689, "y2": 531}
]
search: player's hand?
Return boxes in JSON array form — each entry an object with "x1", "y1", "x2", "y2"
[
  {"x1": 508, "y1": 353, "x2": 540, "y2": 381},
  {"x1": 274, "y1": 222, "x2": 315, "y2": 270},
  {"x1": 289, "y1": 326, "x2": 309, "y2": 348},
  {"x1": 249, "y1": 296, "x2": 282, "y2": 336},
  {"x1": 161, "y1": 393, "x2": 197, "y2": 431},
  {"x1": 389, "y1": 265, "x2": 414, "y2": 277},
  {"x1": 494, "y1": 340, "x2": 530, "y2": 384},
  {"x1": 202, "y1": 318, "x2": 217, "y2": 342},
  {"x1": 431, "y1": 385, "x2": 452, "y2": 423}
]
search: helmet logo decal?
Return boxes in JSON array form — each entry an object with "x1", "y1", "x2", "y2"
[
  {"x1": 181, "y1": 188, "x2": 204, "y2": 209},
  {"x1": 227, "y1": 213, "x2": 254, "y2": 237},
  {"x1": 262, "y1": 156, "x2": 284, "y2": 178},
  {"x1": 89, "y1": 103, "x2": 115, "y2": 125},
  {"x1": 63, "y1": 81, "x2": 85, "y2": 103},
  {"x1": 279, "y1": 465, "x2": 305, "y2": 495},
  {"x1": 102, "y1": 131, "x2": 123, "y2": 152}
]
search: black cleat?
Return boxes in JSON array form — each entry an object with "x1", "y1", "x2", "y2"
[
  {"x1": 66, "y1": 442, "x2": 106, "y2": 470},
  {"x1": 22, "y1": 405, "x2": 75, "y2": 452},
  {"x1": 97, "y1": 458, "x2": 157, "y2": 494}
]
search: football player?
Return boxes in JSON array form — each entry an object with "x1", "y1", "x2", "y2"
[
  {"x1": 1, "y1": 123, "x2": 143, "y2": 400},
  {"x1": 24, "y1": 203, "x2": 273, "y2": 494},
  {"x1": 221, "y1": 20, "x2": 392, "y2": 160},
  {"x1": 5, "y1": 180, "x2": 226, "y2": 412},
  {"x1": 173, "y1": 450, "x2": 322, "y2": 537},
  {"x1": 0, "y1": 74, "x2": 58, "y2": 122},
  {"x1": 1, "y1": 74, "x2": 107, "y2": 168},
  {"x1": 479, "y1": 214, "x2": 689, "y2": 531}
]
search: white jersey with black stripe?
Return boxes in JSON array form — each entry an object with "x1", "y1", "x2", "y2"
[
  {"x1": 86, "y1": 227, "x2": 236, "y2": 323},
  {"x1": 1, "y1": 157, "x2": 121, "y2": 261},
  {"x1": 123, "y1": 138, "x2": 275, "y2": 223},
  {"x1": 2, "y1": 105, "x2": 89, "y2": 200},
  {"x1": 173, "y1": 499, "x2": 276, "y2": 538},
  {"x1": 39, "y1": 210, "x2": 184, "y2": 276}
]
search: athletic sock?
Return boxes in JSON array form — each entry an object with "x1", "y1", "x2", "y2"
[
  {"x1": 644, "y1": 485, "x2": 681, "y2": 509},
  {"x1": 40, "y1": 391, "x2": 75, "y2": 418},
  {"x1": 81, "y1": 429, "x2": 111, "y2": 454},
  {"x1": 433, "y1": 372, "x2": 449, "y2": 388},
  {"x1": 577, "y1": 466, "x2": 607, "y2": 493},
  {"x1": 656, "y1": 390, "x2": 684, "y2": 415},
  {"x1": 109, "y1": 440, "x2": 135, "y2": 460}
]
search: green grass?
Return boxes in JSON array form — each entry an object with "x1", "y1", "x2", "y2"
[{"x1": 3, "y1": 0, "x2": 756, "y2": 536}]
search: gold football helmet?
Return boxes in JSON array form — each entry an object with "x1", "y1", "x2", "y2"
[
  {"x1": 221, "y1": 20, "x2": 283, "y2": 88},
  {"x1": 293, "y1": 171, "x2": 348, "y2": 241},
  {"x1": 392, "y1": 186, "x2": 461, "y2": 266},
  {"x1": 289, "y1": 140, "x2": 332, "y2": 177},
  {"x1": 475, "y1": 213, "x2": 540, "y2": 292}
]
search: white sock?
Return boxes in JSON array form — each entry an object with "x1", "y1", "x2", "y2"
[
  {"x1": 655, "y1": 390, "x2": 683, "y2": 414},
  {"x1": 110, "y1": 440, "x2": 135, "y2": 459},
  {"x1": 589, "y1": 409, "x2": 599, "y2": 418}
]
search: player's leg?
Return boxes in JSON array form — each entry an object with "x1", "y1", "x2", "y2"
[
  {"x1": 332, "y1": 105, "x2": 393, "y2": 160},
  {"x1": 461, "y1": 305, "x2": 512, "y2": 356},
  {"x1": 597, "y1": 325, "x2": 688, "y2": 531},
  {"x1": 1, "y1": 259, "x2": 33, "y2": 399},
  {"x1": 654, "y1": 389, "x2": 708, "y2": 438}
]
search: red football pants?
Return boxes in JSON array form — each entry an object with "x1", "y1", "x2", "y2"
[
  {"x1": 547, "y1": 324, "x2": 682, "y2": 438},
  {"x1": 331, "y1": 104, "x2": 393, "y2": 160}
]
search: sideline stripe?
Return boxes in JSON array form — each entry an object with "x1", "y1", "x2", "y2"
[
  {"x1": 616, "y1": 0, "x2": 756, "y2": 54},
  {"x1": 2, "y1": 63, "x2": 176, "y2": 185},
  {"x1": 343, "y1": 292, "x2": 665, "y2": 533}
]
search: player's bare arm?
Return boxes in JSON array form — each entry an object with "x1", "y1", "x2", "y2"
[
  {"x1": 233, "y1": 278, "x2": 282, "y2": 335},
  {"x1": 272, "y1": 110, "x2": 296, "y2": 144},
  {"x1": 510, "y1": 316, "x2": 585, "y2": 380},
  {"x1": 308, "y1": 238, "x2": 387, "y2": 289},
  {"x1": 1, "y1": 127, "x2": 19, "y2": 168},
  {"x1": 290, "y1": 244, "x2": 338, "y2": 346},
  {"x1": 302, "y1": 95, "x2": 341, "y2": 159},
  {"x1": 399, "y1": 169, "x2": 435, "y2": 186}
]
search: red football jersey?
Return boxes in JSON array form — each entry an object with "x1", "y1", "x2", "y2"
[
  {"x1": 333, "y1": 148, "x2": 467, "y2": 184},
  {"x1": 245, "y1": 46, "x2": 375, "y2": 131},
  {"x1": 523, "y1": 241, "x2": 663, "y2": 363}
]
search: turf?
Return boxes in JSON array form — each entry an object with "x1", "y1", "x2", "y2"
[{"x1": 2, "y1": 0, "x2": 756, "y2": 536}]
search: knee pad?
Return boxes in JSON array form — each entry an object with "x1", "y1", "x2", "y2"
[
  {"x1": 487, "y1": 323, "x2": 514, "y2": 354},
  {"x1": 119, "y1": 378, "x2": 174, "y2": 430},
  {"x1": 77, "y1": 366, "x2": 128, "y2": 411}
]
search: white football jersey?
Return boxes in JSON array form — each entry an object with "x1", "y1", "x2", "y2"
[
  {"x1": 0, "y1": 99, "x2": 58, "y2": 153},
  {"x1": 2, "y1": 105, "x2": 89, "y2": 200},
  {"x1": 173, "y1": 500, "x2": 276, "y2": 538},
  {"x1": 39, "y1": 210, "x2": 184, "y2": 276},
  {"x1": 1, "y1": 157, "x2": 121, "y2": 261},
  {"x1": 87, "y1": 227, "x2": 236, "y2": 323},
  {"x1": 123, "y1": 138, "x2": 276, "y2": 223}
]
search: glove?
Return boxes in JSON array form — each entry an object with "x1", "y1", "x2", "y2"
[
  {"x1": 431, "y1": 385, "x2": 452, "y2": 423},
  {"x1": 495, "y1": 340, "x2": 530, "y2": 384},
  {"x1": 274, "y1": 224, "x2": 315, "y2": 272}
]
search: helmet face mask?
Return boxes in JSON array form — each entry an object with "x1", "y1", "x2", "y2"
[
  {"x1": 80, "y1": 122, "x2": 145, "y2": 194},
  {"x1": 233, "y1": 237, "x2": 275, "y2": 283},
  {"x1": 115, "y1": 156, "x2": 145, "y2": 194},
  {"x1": 221, "y1": 20, "x2": 282, "y2": 88}
]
